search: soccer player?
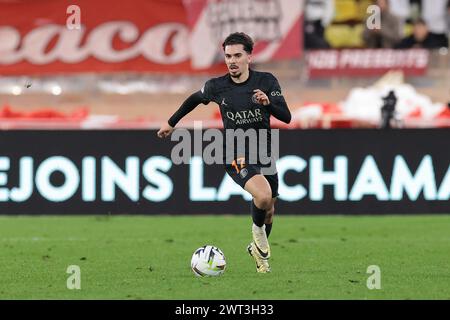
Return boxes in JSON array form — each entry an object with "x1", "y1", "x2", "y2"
[{"x1": 157, "y1": 32, "x2": 291, "y2": 273}]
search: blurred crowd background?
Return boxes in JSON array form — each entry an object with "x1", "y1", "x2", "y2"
[
  {"x1": 0, "y1": 0, "x2": 449, "y2": 129},
  {"x1": 305, "y1": 0, "x2": 449, "y2": 50}
]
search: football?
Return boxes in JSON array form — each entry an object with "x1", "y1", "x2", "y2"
[{"x1": 190, "y1": 245, "x2": 227, "y2": 277}]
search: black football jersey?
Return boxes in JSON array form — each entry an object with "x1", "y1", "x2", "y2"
[{"x1": 199, "y1": 69, "x2": 290, "y2": 167}]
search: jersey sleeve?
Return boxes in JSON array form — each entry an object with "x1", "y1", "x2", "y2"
[
  {"x1": 266, "y1": 74, "x2": 291, "y2": 124},
  {"x1": 199, "y1": 79, "x2": 216, "y2": 104},
  {"x1": 167, "y1": 91, "x2": 204, "y2": 127}
]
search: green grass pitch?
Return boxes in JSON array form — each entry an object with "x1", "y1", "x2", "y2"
[{"x1": 0, "y1": 215, "x2": 449, "y2": 299}]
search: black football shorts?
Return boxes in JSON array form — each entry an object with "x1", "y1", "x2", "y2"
[{"x1": 224, "y1": 159, "x2": 279, "y2": 198}]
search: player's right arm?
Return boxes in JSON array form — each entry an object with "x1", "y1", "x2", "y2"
[{"x1": 157, "y1": 80, "x2": 214, "y2": 138}]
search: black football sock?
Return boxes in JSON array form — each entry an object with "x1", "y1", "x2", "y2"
[
  {"x1": 251, "y1": 200, "x2": 266, "y2": 227},
  {"x1": 265, "y1": 223, "x2": 272, "y2": 238}
]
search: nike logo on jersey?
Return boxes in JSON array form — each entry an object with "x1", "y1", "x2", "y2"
[{"x1": 221, "y1": 98, "x2": 227, "y2": 106}]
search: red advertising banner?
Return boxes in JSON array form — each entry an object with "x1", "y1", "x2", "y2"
[
  {"x1": 0, "y1": 0, "x2": 211, "y2": 75},
  {"x1": 306, "y1": 49, "x2": 430, "y2": 78},
  {"x1": 0, "y1": 0, "x2": 303, "y2": 76},
  {"x1": 183, "y1": 0, "x2": 304, "y2": 69}
]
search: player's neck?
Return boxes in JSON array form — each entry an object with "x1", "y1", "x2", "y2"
[{"x1": 230, "y1": 68, "x2": 250, "y2": 84}]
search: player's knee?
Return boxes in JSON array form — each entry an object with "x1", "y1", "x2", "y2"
[{"x1": 254, "y1": 191, "x2": 272, "y2": 210}]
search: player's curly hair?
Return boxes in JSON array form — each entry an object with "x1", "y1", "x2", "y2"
[{"x1": 222, "y1": 32, "x2": 254, "y2": 54}]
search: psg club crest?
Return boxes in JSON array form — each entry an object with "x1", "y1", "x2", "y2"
[{"x1": 239, "y1": 168, "x2": 248, "y2": 179}]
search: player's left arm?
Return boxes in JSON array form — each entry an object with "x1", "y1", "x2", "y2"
[{"x1": 253, "y1": 75, "x2": 291, "y2": 123}]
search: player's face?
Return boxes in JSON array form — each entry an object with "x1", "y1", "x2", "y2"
[{"x1": 224, "y1": 44, "x2": 251, "y2": 79}]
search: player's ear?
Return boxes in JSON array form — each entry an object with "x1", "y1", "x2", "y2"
[{"x1": 247, "y1": 53, "x2": 252, "y2": 64}]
